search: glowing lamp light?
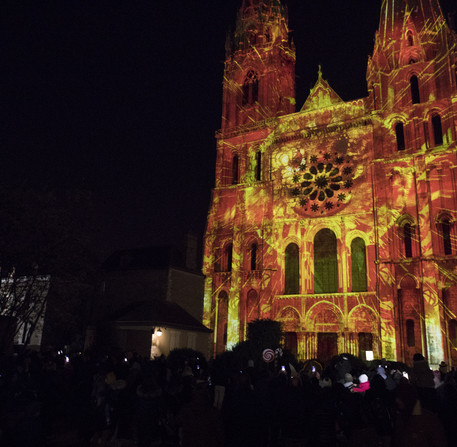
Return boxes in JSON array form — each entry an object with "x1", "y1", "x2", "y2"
[
  {"x1": 156, "y1": 328, "x2": 163, "y2": 337},
  {"x1": 365, "y1": 351, "x2": 374, "y2": 361}
]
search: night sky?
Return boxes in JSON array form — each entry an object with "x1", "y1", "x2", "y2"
[{"x1": 4, "y1": 0, "x2": 456, "y2": 261}]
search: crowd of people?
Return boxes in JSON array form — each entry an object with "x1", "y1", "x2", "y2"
[{"x1": 0, "y1": 349, "x2": 456, "y2": 447}]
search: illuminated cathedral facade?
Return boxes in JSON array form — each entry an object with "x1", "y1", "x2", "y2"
[{"x1": 202, "y1": 0, "x2": 457, "y2": 367}]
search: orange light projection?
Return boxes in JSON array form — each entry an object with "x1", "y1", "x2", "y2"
[{"x1": 203, "y1": 0, "x2": 457, "y2": 367}]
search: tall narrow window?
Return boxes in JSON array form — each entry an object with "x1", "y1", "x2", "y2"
[
  {"x1": 242, "y1": 70, "x2": 258, "y2": 106},
  {"x1": 410, "y1": 75, "x2": 420, "y2": 104},
  {"x1": 225, "y1": 244, "x2": 233, "y2": 271},
  {"x1": 442, "y1": 219, "x2": 452, "y2": 255},
  {"x1": 407, "y1": 32, "x2": 414, "y2": 46},
  {"x1": 395, "y1": 122, "x2": 405, "y2": 151},
  {"x1": 406, "y1": 319, "x2": 415, "y2": 347},
  {"x1": 351, "y1": 237, "x2": 367, "y2": 292},
  {"x1": 285, "y1": 243, "x2": 299, "y2": 294},
  {"x1": 255, "y1": 151, "x2": 262, "y2": 181},
  {"x1": 404, "y1": 223, "x2": 413, "y2": 258},
  {"x1": 431, "y1": 114, "x2": 443, "y2": 146},
  {"x1": 250, "y1": 243, "x2": 257, "y2": 271},
  {"x1": 232, "y1": 155, "x2": 239, "y2": 184},
  {"x1": 314, "y1": 229, "x2": 338, "y2": 293}
]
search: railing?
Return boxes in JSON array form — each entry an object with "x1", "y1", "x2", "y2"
[{"x1": 275, "y1": 291, "x2": 377, "y2": 300}]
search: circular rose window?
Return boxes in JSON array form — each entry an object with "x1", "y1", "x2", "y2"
[{"x1": 289, "y1": 151, "x2": 354, "y2": 213}]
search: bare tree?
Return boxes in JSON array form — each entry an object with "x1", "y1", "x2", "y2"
[{"x1": 0, "y1": 186, "x2": 97, "y2": 352}]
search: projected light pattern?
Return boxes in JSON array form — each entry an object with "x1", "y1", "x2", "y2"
[{"x1": 203, "y1": 0, "x2": 457, "y2": 368}]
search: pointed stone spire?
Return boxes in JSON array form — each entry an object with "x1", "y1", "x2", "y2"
[
  {"x1": 369, "y1": 0, "x2": 452, "y2": 74},
  {"x1": 378, "y1": 0, "x2": 444, "y2": 44}
]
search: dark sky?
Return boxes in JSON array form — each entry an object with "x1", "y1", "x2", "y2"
[{"x1": 3, "y1": 0, "x2": 456, "y2": 261}]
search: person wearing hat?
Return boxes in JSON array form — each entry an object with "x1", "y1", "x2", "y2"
[{"x1": 352, "y1": 374, "x2": 370, "y2": 393}]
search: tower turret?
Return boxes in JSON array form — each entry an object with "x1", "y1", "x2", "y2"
[
  {"x1": 221, "y1": 0, "x2": 295, "y2": 131},
  {"x1": 367, "y1": 0, "x2": 456, "y2": 112}
]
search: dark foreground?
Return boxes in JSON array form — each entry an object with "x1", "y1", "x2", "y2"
[{"x1": 0, "y1": 351, "x2": 456, "y2": 447}]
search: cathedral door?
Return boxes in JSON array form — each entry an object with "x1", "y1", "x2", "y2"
[
  {"x1": 317, "y1": 332, "x2": 338, "y2": 362},
  {"x1": 284, "y1": 332, "x2": 297, "y2": 356},
  {"x1": 358, "y1": 332, "x2": 373, "y2": 360}
]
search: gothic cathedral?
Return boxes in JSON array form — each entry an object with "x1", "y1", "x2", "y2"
[{"x1": 203, "y1": 0, "x2": 457, "y2": 367}]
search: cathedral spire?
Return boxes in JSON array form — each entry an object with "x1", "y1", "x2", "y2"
[
  {"x1": 221, "y1": 0, "x2": 295, "y2": 130},
  {"x1": 378, "y1": 0, "x2": 444, "y2": 44},
  {"x1": 368, "y1": 0, "x2": 454, "y2": 79}
]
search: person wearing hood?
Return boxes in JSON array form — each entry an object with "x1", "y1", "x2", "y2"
[{"x1": 352, "y1": 374, "x2": 370, "y2": 393}]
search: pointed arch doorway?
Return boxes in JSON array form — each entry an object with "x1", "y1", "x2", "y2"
[{"x1": 278, "y1": 307, "x2": 300, "y2": 357}]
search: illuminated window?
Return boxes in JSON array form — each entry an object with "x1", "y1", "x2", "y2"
[
  {"x1": 395, "y1": 122, "x2": 405, "y2": 151},
  {"x1": 449, "y1": 319, "x2": 457, "y2": 346},
  {"x1": 314, "y1": 229, "x2": 338, "y2": 293},
  {"x1": 285, "y1": 243, "x2": 299, "y2": 294},
  {"x1": 404, "y1": 223, "x2": 413, "y2": 258},
  {"x1": 232, "y1": 155, "x2": 239, "y2": 184},
  {"x1": 410, "y1": 75, "x2": 420, "y2": 104},
  {"x1": 431, "y1": 114, "x2": 443, "y2": 146},
  {"x1": 351, "y1": 237, "x2": 367, "y2": 292},
  {"x1": 242, "y1": 70, "x2": 259, "y2": 106},
  {"x1": 255, "y1": 151, "x2": 262, "y2": 181},
  {"x1": 225, "y1": 243, "x2": 233, "y2": 271},
  {"x1": 441, "y1": 218, "x2": 452, "y2": 255},
  {"x1": 250, "y1": 242, "x2": 257, "y2": 271},
  {"x1": 406, "y1": 319, "x2": 415, "y2": 347}
]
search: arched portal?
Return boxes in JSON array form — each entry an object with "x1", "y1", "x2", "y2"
[
  {"x1": 398, "y1": 275, "x2": 422, "y2": 364},
  {"x1": 348, "y1": 305, "x2": 379, "y2": 360},
  {"x1": 307, "y1": 303, "x2": 343, "y2": 362},
  {"x1": 277, "y1": 306, "x2": 300, "y2": 356}
]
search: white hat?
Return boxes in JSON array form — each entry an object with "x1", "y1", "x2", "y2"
[{"x1": 359, "y1": 374, "x2": 368, "y2": 383}]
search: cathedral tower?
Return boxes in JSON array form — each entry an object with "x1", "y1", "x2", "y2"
[
  {"x1": 222, "y1": 0, "x2": 295, "y2": 130},
  {"x1": 203, "y1": 0, "x2": 457, "y2": 366},
  {"x1": 367, "y1": 0, "x2": 457, "y2": 365}
]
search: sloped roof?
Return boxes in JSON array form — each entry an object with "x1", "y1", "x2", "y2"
[
  {"x1": 301, "y1": 66, "x2": 343, "y2": 112},
  {"x1": 112, "y1": 299, "x2": 211, "y2": 333}
]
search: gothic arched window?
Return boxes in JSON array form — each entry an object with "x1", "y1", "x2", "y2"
[
  {"x1": 410, "y1": 75, "x2": 420, "y2": 104},
  {"x1": 441, "y1": 218, "x2": 452, "y2": 255},
  {"x1": 406, "y1": 319, "x2": 415, "y2": 347},
  {"x1": 351, "y1": 237, "x2": 367, "y2": 292},
  {"x1": 232, "y1": 155, "x2": 239, "y2": 184},
  {"x1": 285, "y1": 243, "x2": 299, "y2": 295},
  {"x1": 250, "y1": 243, "x2": 257, "y2": 271},
  {"x1": 255, "y1": 151, "x2": 262, "y2": 181},
  {"x1": 404, "y1": 223, "x2": 413, "y2": 258},
  {"x1": 407, "y1": 32, "x2": 414, "y2": 46},
  {"x1": 225, "y1": 243, "x2": 233, "y2": 271},
  {"x1": 395, "y1": 122, "x2": 405, "y2": 151},
  {"x1": 431, "y1": 114, "x2": 443, "y2": 146},
  {"x1": 242, "y1": 70, "x2": 258, "y2": 106},
  {"x1": 314, "y1": 229, "x2": 338, "y2": 293}
]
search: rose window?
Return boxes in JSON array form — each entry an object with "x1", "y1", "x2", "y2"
[{"x1": 289, "y1": 152, "x2": 354, "y2": 213}]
